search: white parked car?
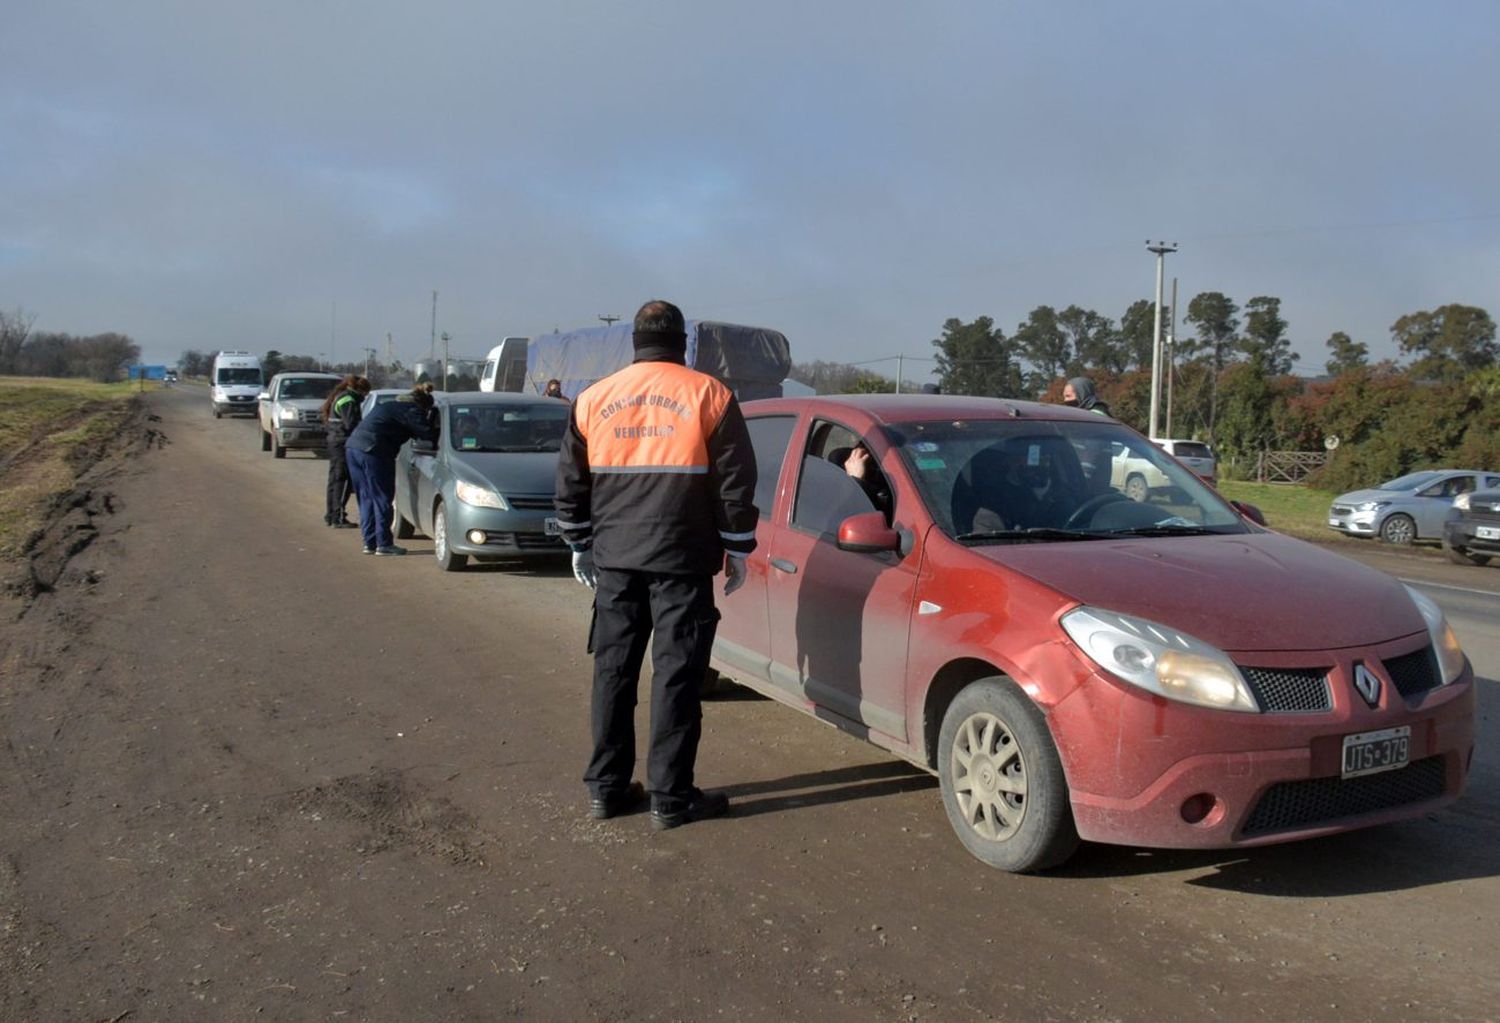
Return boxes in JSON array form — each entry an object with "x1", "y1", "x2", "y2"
[{"x1": 1153, "y1": 438, "x2": 1217, "y2": 486}]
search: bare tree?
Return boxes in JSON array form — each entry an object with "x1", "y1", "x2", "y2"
[{"x1": 0, "y1": 307, "x2": 37, "y2": 375}]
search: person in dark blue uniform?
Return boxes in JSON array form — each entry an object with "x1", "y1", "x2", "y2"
[
  {"x1": 322, "y1": 375, "x2": 370, "y2": 528},
  {"x1": 345, "y1": 386, "x2": 440, "y2": 555}
]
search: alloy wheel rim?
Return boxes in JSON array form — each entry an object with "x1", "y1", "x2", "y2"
[
  {"x1": 1385, "y1": 517, "x2": 1413, "y2": 543},
  {"x1": 435, "y1": 510, "x2": 447, "y2": 560},
  {"x1": 951, "y1": 711, "x2": 1027, "y2": 841}
]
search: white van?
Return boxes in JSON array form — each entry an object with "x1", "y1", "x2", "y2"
[
  {"x1": 210, "y1": 351, "x2": 264, "y2": 418},
  {"x1": 479, "y1": 337, "x2": 530, "y2": 392}
]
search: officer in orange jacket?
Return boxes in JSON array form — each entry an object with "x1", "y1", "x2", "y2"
[{"x1": 555, "y1": 299, "x2": 758, "y2": 830}]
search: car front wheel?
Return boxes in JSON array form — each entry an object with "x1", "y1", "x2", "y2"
[
  {"x1": 1379, "y1": 513, "x2": 1415, "y2": 545},
  {"x1": 937, "y1": 677, "x2": 1078, "y2": 873},
  {"x1": 433, "y1": 503, "x2": 467, "y2": 572},
  {"x1": 260, "y1": 428, "x2": 271, "y2": 451},
  {"x1": 1443, "y1": 538, "x2": 1491, "y2": 566},
  {"x1": 1124, "y1": 473, "x2": 1149, "y2": 502}
]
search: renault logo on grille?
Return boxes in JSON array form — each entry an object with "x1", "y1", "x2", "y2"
[{"x1": 1353, "y1": 663, "x2": 1382, "y2": 708}]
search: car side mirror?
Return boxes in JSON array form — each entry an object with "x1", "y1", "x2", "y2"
[
  {"x1": 837, "y1": 511, "x2": 901, "y2": 553},
  {"x1": 1231, "y1": 500, "x2": 1267, "y2": 526},
  {"x1": 257, "y1": 391, "x2": 270, "y2": 401}
]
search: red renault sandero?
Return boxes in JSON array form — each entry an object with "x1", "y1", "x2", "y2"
[{"x1": 712, "y1": 395, "x2": 1475, "y2": 872}]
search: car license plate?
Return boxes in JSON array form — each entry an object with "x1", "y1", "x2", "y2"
[
  {"x1": 544, "y1": 517, "x2": 562, "y2": 536},
  {"x1": 1341, "y1": 726, "x2": 1411, "y2": 779},
  {"x1": 1477, "y1": 525, "x2": 1500, "y2": 540}
]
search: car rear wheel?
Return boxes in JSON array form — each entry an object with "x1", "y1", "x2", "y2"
[
  {"x1": 1124, "y1": 473, "x2": 1149, "y2": 502},
  {"x1": 433, "y1": 503, "x2": 467, "y2": 572},
  {"x1": 260, "y1": 428, "x2": 271, "y2": 451},
  {"x1": 937, "y1": 677, "x2": 1078, "y2": 873},
  {"x1": 214, "y1": 408, "x2": 222, "y2": 419},
  {"x1": 1379, "y1": 513, "x2": 1415, "y2": 545},
  {"x1": 1443, "y1": 539, "x2": 1491, "y2": 566}
]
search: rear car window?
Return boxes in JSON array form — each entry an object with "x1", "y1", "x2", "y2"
[{"x1": 1171, "y1": 442, "x2": 1213, "y2": 459}]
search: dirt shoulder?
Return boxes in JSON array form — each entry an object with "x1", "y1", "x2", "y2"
[{"x1": 1, "y1": 386, "x2": 1497, "y2": 1022}]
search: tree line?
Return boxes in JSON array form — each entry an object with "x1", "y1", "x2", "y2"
[{"x1": 0, "y1": 309, "x2": 141, "y2": 382}]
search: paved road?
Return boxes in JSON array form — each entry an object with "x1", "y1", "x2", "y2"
[{"x1": 2, "y1": 384, "x2": 1496, "y2": 1022}]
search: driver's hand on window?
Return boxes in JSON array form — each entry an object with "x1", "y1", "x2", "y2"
[{"x1": 844, "y1": 445, "x2": 872, "y2": 481}]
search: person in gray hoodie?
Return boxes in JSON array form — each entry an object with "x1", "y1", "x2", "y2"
[{"x1": 1063, "y1": 376, "x2": 1111, "y2": 417}]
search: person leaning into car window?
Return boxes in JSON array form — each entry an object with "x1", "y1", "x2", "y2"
[
  {"x1": 345, "y1": 386, "x2": 440, "y2": 556},
  {"x1": 321, "y1": 375, "x2": 371, "y2": 529}
]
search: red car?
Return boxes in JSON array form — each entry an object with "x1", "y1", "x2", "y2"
[{"x1": 713, "y1": 396, "x2": 1475, "y2": 872}]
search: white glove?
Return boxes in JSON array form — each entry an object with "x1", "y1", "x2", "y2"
[
  {"x1": 723, "y1": 554, "x2": 748, "y2": 597},
  {"x1": 571, "y1": 548, "x2": 597, "y2": 590}
]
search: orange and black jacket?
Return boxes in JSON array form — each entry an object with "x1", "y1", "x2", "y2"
[{"x1": 554, "y1": 352, "x2": 758, "y2": 575}]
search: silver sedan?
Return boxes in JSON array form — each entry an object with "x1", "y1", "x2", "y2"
[{"x1": 1328, "y1": 469, "x2": 1500, "y2": 544}]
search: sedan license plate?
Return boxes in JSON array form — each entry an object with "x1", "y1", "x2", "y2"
[
  {"x1": 1477, "y1": 525, "x2": 1500, "y2": 540},
  {"x1": 544, "y1": 517, "x2": 562, "y2": 536},
  {"x1": 1341, "y1": 726, "x2": 1411, "y2": 779}
]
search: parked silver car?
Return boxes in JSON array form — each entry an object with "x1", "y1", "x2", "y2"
[
  {"x1": 393, "y1": 392, "x2": 571, "y2": 570},
  {"x1": 1328, "y1": 469, "x2": 1500, "y2": 544}
]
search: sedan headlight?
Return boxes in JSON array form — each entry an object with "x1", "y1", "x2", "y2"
[
  {"x1": 1355, "y1": 500, "x2": 1389, "y2": 512},
  {"x1": 1060, "y1": 607, "x2": 1259, "y2": 712},
  {"x1": 454, "y1": 479, "x2": 506, "y2": 509},
  {"x1": 1454, "y1": 493, "x2": 1471, "y2": 511},
  {"x1": 279, "y1": 407, "x2": 300, "y2": 422},
  {"x1": 1404, "y1": 585, "x2": 1466, "y2": 685}
]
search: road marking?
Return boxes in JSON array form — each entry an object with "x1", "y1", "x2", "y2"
[{"x1": 1398, "y1": 577, "x2": 1500, "y2": 600}]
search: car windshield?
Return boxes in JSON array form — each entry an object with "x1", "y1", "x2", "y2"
[
  {"x1": 278, "y1": 378, "x2": 337, "y2": 400},
  {"x1": 1377, "y1": 471, "x2": 1443, "y2": 492},
  {"x1": 887, "y1": 417, "x2": 1248, "y2": 543},
  {"x1": 216, "y1": 367, "x2": 262, "y2": 385},
  {"x1": 447, "y1": 402, "x2": 570, "y2": 453}
]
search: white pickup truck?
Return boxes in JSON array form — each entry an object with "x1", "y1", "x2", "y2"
[{"x1": 258, "y1": 372, "x2": 341, "y2": 458}]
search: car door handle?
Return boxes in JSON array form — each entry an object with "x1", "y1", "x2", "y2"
[{"x1": 770, "y1": 558, "x2": 798, "y2": 574}]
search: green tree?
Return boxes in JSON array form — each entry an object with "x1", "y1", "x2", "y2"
[
  {"x1": 1184, "y1": 291, "x2": 1240, "y2": 438},
  {"x1": 1323, "y1": 331, "x2": 1368, "y2": 376},
  {"x1": 1013, "y1": 305, "x2": 1068, "y2": 389},
  {"x1": 1240, "y1": 296, "x2": 1297, "y2": 376},
  {"x1": 262, "y1": 350, "x2": 285, "y2": 379},
  {"x1": 931, "y1": 316, "x2": 1022, "y2": 398},
  {"x1": 1391, "y1": 304, "x2": 1498, "y2": 381},
  {"x1": 1059, "y1": 305, "x2": 1123, "y2": 373},
  {"x1": 1119, "y1": 299, "x2": 1156, "y2": 371}
]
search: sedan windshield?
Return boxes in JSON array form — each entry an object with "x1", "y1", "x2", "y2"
[
  {"x1": 279, "y1": 378, "x2": 336, "y2": 400},
  {"x1": 1378, "y1": 471, "x2": 1442, "y2": 492},
  {"x1": 888, "y1": 417, "x2": 1248, "y2": 543},
  {"x1": 447, "y1": 402, "x2": 570, "y2": 453}
]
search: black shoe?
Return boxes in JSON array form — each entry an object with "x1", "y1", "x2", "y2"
[
  {"x1": 332, "y1": 520, "x2": 357, "y2": 529},
  {"x1": 361, "y1": 546, "x2": 376, "y2": 555},
  {"x1": 650, "y1": 788, "x2": 730, "y2": 831},
  {"x1": 588, "y1": 780, "x2": 646, "y2": 820},
  {"x1": 374, "y1": 545, "x2": 407, "y2": 556}
]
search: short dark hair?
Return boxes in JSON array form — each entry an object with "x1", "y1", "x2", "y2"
[{"x1": 634, "y1": 299, "x2": 685, "y2": 336}]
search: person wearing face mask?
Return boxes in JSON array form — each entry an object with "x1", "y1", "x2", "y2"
[{"x1": 1062, "y1": 376, "x2": 1112, "y2": 417}]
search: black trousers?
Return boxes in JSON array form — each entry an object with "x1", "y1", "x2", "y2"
[
  {"x1": 584, "y1": 568, "x2": 720, "y2": 813},
  {"x1": 325, "y1": 439, "x2": 351, "y2": 524}
]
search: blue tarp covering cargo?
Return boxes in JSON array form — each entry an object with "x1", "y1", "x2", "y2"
[{"x1": 524, "y1": 321, "x2": 791, "y2": 401}]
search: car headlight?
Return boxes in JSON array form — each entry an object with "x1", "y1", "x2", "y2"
[
  {"x1": 455, "y1": 480, "x2": 506, "y2": 509},
  {"x1": 1060, "y1": 607, "x2": 1259, "y2": 712},
  {"x1": 1355, "y1": 500, "x2": 1389, "y2": 512},
  {"x1": 279, "y1": 407, "x2": 300, "y2": 422},
  {"x1": 1454, "y1": 493, "x2": 1471, "y2": 511},
  {"x1": 1404, "y1": 585, "x2": 1466, "y2": 685}
]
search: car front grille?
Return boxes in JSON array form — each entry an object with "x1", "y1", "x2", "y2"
[
  {"x1": 1384, "y1": 645, "x2": 1442, "y2": 700},
  {"x1": 1240, "y1": 756, "x2": 1447, "y2": 837},
  {"x1": 1467, "y1": 500, "x2": 1500, "y2": 520},
  {"x1": 1238, "y1": 666, "x2": 1332, "y2": 713},
  {"x1": 505, "y1": 495, "x2": 557, "y2": 511},
  {"x1": 479, "y1": 532, "x2": 565, "y2": 551},
  {"x1": 300, "y1": 409, "x2": 323, "y2": 424}
]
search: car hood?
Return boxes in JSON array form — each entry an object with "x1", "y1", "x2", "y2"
[
  {"x1": 448, "y1": 450, "x2": 559, "y2": 497},
  {"x1": 1332, "y1": 488, "x2": 1403, "y2": 505},
  {"x1": 974, "y1": 531, "x2": 1424, "y2": 653}
]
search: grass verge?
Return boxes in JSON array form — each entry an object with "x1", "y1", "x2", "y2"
[{"x1": 0, "y1": 376, "x2": 151, "y2": 559}]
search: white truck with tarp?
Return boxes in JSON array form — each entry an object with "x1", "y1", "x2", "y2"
[{"x1": 479, "y1": 322, "x2": 791, "y2": 401}]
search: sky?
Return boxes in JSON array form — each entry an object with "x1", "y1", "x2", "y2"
[{"x1": 3, "y1": 1, "x2": 1498, "y2": 381}]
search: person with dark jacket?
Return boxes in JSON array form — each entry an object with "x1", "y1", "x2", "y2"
[
  {"x1": 346, "y1": 387, "x2": 440, "y2": 556},
  {"x1": 321, "y1": 375, "x2": 371, "y2": 527},
  {"x1": 555, "y1": 299, "x2": 758, "y2": 831},
  {"x1": 1063, "y1": 376, "x2": 1112, "y2": 417}
]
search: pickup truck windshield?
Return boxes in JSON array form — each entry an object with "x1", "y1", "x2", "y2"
[
  {"x1": 887, "y1": 418, "x2": 1248, "y2": 542},
  {"x1": 278, "y1": 378, "x2": 337, "y2": 400},
  {"x1": 447, "y1": 403, "x2": 570, "y2": 453}
]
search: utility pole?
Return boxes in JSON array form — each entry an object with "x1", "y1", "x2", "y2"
[
  {"x1": 330, "y1": 301, "x2": 337, "y2": 367},
  {"x1": 430, "y1": 290, "x2": 438, "y2": 361},
  {"x1": 385, "y1": 332, "x2": 394, "y2": 366},
  {"x1": 363, "y1": 347, "x2": 377, "y2": 380},
  {"x1": 895, "y1": 355, "x2": 904, "y2": 394},
  {"x1": 598, "y1": 314, "x2": 621, "y2": 326},
  {"x1": 441, "y1": 332, "x2": 451, "y2": 391},
  {"x1": 1166, "y1": 276, "x2": 1178, "y2": 438},
  {"x1": 1146, "y1": 241, "x2": 1178, "y2": 439}
]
